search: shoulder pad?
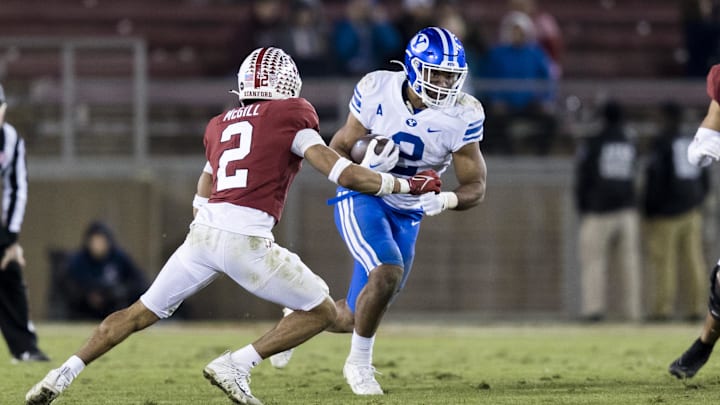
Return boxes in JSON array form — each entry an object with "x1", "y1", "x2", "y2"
[
  {"x1": 457, "y1": 92, "x2": 482, "y2": 109},
  {"x1": 356, "y1": 71, "x2": 382, "y2": 95},
  {"x1": 451, "y1": 92, "x2": 486, "y2": 123}
]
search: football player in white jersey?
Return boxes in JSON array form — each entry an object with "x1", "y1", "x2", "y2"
[{"x1": 270, "y1": 27, "x2": 487, "y2": 396}]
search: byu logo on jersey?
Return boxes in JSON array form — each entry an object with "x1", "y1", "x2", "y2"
[
  {"x1": 412, "y1": 34, "x2": 429, "y2": 52},
  {"x1": 406, "y1": 118, "x2": 417, "y2": 127}
]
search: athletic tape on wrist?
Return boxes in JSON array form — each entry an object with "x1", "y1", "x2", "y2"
[
  {"x1": 442, "y1": 192, "x2": 459, "y2": 210},
  {"x1": 328, "y1": 157, "x2": 353, "y2": 184},
  {"x1": 376, "y1": 173, "x2": 395, "y2": 196},
  {"x1": 398, "y1": 179, "x2": 410, "y2": 193}
]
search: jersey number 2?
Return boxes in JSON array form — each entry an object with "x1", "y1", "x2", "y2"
[
  {"x1": 217, "y1": 121, "x2": 253, "y2": 191},
  {"x1": 390, "y1": 132, "x2": 425, "y2": 176}
]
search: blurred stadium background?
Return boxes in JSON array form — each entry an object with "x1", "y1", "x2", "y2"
[{"x1": 0, "y1": 0, "x2": 717, "y2": 323}]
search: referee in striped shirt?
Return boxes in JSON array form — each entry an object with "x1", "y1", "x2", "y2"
[{"x1": 0, "y1": 83, "x2": 48, "y2": 362}]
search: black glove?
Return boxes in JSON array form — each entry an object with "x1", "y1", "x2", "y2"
[{"x1": 0, "y1": 228, "x2": 18, "y2": 250}]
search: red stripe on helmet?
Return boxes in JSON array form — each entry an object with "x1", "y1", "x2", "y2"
[{"x1": 254, "y1": 47, "x2": 269, "y2": 89}]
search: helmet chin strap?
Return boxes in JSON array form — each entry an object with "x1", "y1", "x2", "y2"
[
  {"x1": 228, "y1": 90, "x2": 245, "y2": 107},
  {"x1": 402, "y1": 79, "x2": 426, "y2": 113},
  {"x1": 390, "y1": 60, "x2": 407, "y2": 74}
]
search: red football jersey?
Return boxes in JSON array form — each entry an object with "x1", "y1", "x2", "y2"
[
  {"x1": 707, "y1": 64, "x2": 720, "y2": 102},
  {"x1": 204, "y1": 97, "x2": 319, "y2": 222}
]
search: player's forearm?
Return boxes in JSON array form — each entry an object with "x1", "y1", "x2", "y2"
[
  {"x1": 193, "y1": 171, "x2": 212, "y2": 217},
  {"x1": 329, "y1": 142, "x2": 353, "y2": 160},
  {"x1": 452, "y1": 181, "x2": 485, "y2": 210},
  {"x1": 337, "y1": 164, "x2": 404, "y2": 195},
  {"x1": 196, "y1": 172, "x2": 212, "y2": 198},
  {"x1": 701, "y1": 100, "x2": 720, "y2": 131}
]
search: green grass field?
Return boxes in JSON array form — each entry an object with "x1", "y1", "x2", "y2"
[{"x1": 4, "y1": 322, "x2": 720, "y2": 405}]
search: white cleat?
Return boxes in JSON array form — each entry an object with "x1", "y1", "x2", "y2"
[
  {"x1": 203, "y1": 351, "x2": 263, "y2": 405},
  {"x1": 343, "y1": 361, "x2": 384, "y2": 395},
  {"x1": 269, "y1": 348, "x2": 294, "y2": 369},
  {"x1": 25, "y1": 367, "x2": 73, "y2": 405},
  {"x1": 269, "y1": 308, "x2": 295, "y2": 369}
]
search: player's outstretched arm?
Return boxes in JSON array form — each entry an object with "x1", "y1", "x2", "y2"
[{"x1": 303, "y1": 144, "x2": 440, "y2": 196}]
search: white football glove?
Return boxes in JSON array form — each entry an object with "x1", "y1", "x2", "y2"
[
  {"x1": 360, "y1": 138, "x2": 399, "y2": 172},
  {"x1": 687, "y1": 137, "x2": 720, "y2": 167},
  {"x1": 420, "y1": 192, "x2": 458, "y2": 216}
]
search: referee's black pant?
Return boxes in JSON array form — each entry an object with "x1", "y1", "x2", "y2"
[{"x1": 0, "y1": 260, "x2": 40, "y2": 358}]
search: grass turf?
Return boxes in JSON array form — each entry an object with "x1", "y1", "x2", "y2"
[{"x1": 4, "y1": 322, "x2": 720, "y2": 404}]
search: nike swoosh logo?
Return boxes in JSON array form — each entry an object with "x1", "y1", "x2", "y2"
[
  {"x1": 427, "y1": 128, "x2": 441, "y2": 133},
  {"x1": 369, "y1": 163, "x2": 381, "y2": 169},
  {"x1": 411, "y1": 220, "x2": 421, "y2": 226}
]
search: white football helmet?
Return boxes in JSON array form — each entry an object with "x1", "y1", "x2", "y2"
[{"x1": 233, "y1": 47, "x2": 302, "y2": 101}]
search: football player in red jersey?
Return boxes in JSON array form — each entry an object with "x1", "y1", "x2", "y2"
[
  {"x1": 669, "y1": 64, "x2": 720, "y2": 379},
  {"x1": 25, "y1": 47, "x2": 442, "y2": 405}
]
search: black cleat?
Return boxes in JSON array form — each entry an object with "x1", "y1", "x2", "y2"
[
  {"x1": 13, "y1": 350, "x2": 50, "y2": 364},
  {"x1": 669, "y1": 338, "x2": 714, "y2": 379}
]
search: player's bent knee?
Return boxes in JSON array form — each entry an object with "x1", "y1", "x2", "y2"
[
  {"x1": 369, "y1": 264, "x2": 403, "y2": 290},
  {"x1": 310, "y1": 297, "x2": 337, "y2": 328},
  {"x1": 709, "y1": 265, "x2": 720, "y2": 320}
]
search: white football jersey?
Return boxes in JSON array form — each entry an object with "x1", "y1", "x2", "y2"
[{"x1": 349, "y1": 70, "x2": 485, "y2": 210}]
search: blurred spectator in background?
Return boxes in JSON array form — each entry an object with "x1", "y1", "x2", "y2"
[
  {"x1": 396, "y1": 0, "x2": 436, "y2": 44},
  {"x1": 643, "y1": 102, "x2": 709, "y2": 322},
  {"x1": 276, "y1": 0, "x2": 332, "y2": 76},
  {"x1": 476, "y1": 11, "x2": 556, "y2": 154},
  {"x1": 682, "y1": 0, "x2": 720, "y2": 77},
  {"x1": 0, "y1": 83, "x2": 49, "y2": 362},
  {"x1": 227, "y1": 0, "x2": 287, "y2": 72},
  {"x1": 63, "y1": 221, "x2": 147, "y2": 320},
  {"x1": 506, "y1": 0, "x2": 564, "y2": 78},
  {"x1": 249, "y1": 0, "x2": 287, "y2": 49},
  {"x1": 435, "y1": 1, "x2": 487, "y2": 93},
  {"x1": 574, "y1": 101, "x2": 642, "y2": 322},
  {"x1": 332, "y1": 0, "x2": 403, "y2": 75}
]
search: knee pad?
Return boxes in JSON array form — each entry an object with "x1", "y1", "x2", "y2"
[{"x1": 709, "y1": 265, "x2": 720, "y2": 320}]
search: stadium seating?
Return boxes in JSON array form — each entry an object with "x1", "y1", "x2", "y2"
[
  {"x1": 0, "y1": 0, "x2": 694, "y2": 157},
  {"x1": 0, "y1": 0, "x2": 683, "y2": 78}
]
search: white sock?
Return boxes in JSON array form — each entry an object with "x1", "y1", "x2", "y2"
[
  {"x1": 60, "y1": 355, "x2": 86, "y2": 380},
  {"x1": 230, "y1": 345, "x2": 262, "y2": 371},
  {"x1": 347, "y1": 330, "x2": 375, "y2": 366}
]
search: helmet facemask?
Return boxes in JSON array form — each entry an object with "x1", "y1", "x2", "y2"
[{"x1": 409, "y1": 58, "x2": 467, "y2": 108}]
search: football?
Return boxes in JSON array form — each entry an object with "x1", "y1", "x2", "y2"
[{"x1": 350, "y1": 134, "x2": 393, "y2": 164}]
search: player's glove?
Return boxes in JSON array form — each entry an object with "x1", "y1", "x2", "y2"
[
  {"x1": 406, "y1": 169, "x2": 442, "y2": 195},
  {"x1": 361, "y1": 138, "x2": 400, "y2": 172},
  {"x1": 688, "y1": 136, "x2": 720, "y2": 167},
  {"x1": 420, "y1": 191, "x2": 458, "y2": 216}
]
